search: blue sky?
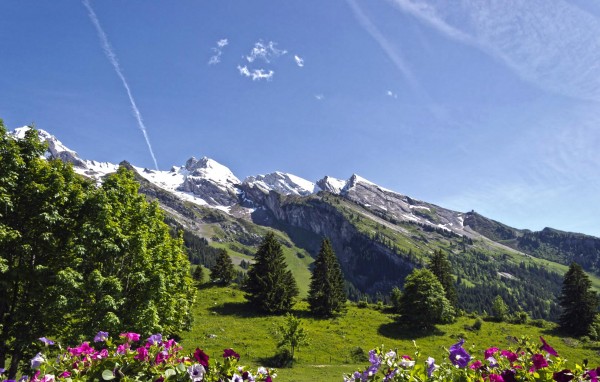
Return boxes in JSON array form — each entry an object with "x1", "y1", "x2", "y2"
[{"x1": 1, "y1": 0, "x2": 599, "y2": 236}]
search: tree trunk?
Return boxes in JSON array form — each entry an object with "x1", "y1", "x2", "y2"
[{"x1": 7, "y1": 350, "x2": 21, "y2": 380}]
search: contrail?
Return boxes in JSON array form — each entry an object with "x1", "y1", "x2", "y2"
[{"x1": 82, "y1": 0, "x2": 159, "y2": 170}]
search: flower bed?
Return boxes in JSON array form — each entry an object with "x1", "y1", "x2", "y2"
[
  {"x1": 344, "y1": 336, "x2": 599, "y2": 381},
  {"x1": 1, "y1": 332, "x2": 275, "y2": 382}
]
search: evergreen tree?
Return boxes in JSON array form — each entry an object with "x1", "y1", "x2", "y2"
[
  {"x1": 308, "y1": 238, "x2": 347, "y2": 317},
  {"x1": 193, "y1": 265, "x2": 205, "y2": 283},
  {"x1": 210, "y1": 249, "x2": 235, "y2": 285},
  {"x1": 399, "y1": 268, "x2": 455, "y2": 329},
  {"x1": 427, "y1": 250, "x2": 458, "y2": 308},
  {"x1": 559, "y1": 262, "x2": 599, "y2": 336},
  {"x1": 244, "y1": 232, "x2": 298, "y2": 314}
]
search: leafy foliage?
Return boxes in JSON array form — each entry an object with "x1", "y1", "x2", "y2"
[
  {"x1": 243, "y1": 232, "x2": 298, "y2": 314},
  {"x1": 273, "y1": 314, "x2": 309, "y2": 365},
  {"x1": 307, "y1": 238, "x2": 347, "y2": 317},
  {"x1": 398, "y1": 269, "x2": 455, "y2": 329},
  {"x1": 0, "y1": 124, "x2": 194, "y2": 377}
]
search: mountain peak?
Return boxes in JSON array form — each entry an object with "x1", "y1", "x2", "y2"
[
  {"x1": 244, "y1": 171, "x2": 317, "y2": 196},
  {"x1": 184, "y1": 156, "x2": 240, "y2": 185}
]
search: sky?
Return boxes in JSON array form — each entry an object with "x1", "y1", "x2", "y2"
[{"x1": 1, "y1": 0, "x2": 599, "y2": 237}]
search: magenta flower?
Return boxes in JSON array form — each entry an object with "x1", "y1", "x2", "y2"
[
  {"x1": 134, "y1": 346, "x2": 149, "y2": 361},
  {"x1": 540, "y1": 336, "x2": 559, "y2": 357},
  {"x1": 68, "y1": 342, "x2": 95, "y2": 357},
  {"x1": 501, "y1": 369, "x2": 517, "y2": 382},
  {"x1": 449, "y1": 339, "x2": 471, "y2": 368},
  {"x1": 93, "y1": 331, "x2": 109, "y2": 343},
  {"x1": 223, "y1": 348, "x2": 240, "y2": 360},
  {"x1": 58, "y1": 372, "x2": 70, "y2": 378},
  {"x1": 470, "y1": 360, "x2": 483, "y2": 370},
  {"x1": 552, "y1": 369, "x2": 574, "y2": 382},
  {"x1": 485, "y1": 347, "x2": 499, "y2": 359},
  {"x1": 193, "y1": 348, "x2": 210, "y2": 367},
  {"x1": 530, "y1": 353, "x2": 549, "y2": 371},
  {"x1": 116, "y1": 344, "x2": 127, "y2": 354},
  {"x1": 488, "y1": 374, "x2": 504, "y2": 382},
  {"x1": 119, "y1": 332, "x2": 140, "y2": 342},
  {"x1": 585, "y1": 367, "x2": 600, "y2": 382},
  {"x1": 500, "y1": 350, "x2": 518, "y2": 363},
  {"x1": 155, "y1": 350, "x2": 168, "y2": 364}
]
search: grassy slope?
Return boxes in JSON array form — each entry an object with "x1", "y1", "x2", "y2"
[{"x1": 180, "y1": 286, "x2": 600, "y2": 382}]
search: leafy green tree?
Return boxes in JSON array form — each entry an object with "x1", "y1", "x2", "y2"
[
  {"x1": 0, "y1": 125, "x2": 195, "y2": 377},
  {"x1": 244, "y1": 232, "x2": 298, "y2": 314},
  {"x1": 492, "y1": 295, "x2": 509, "y2": 322},
  {"x1": 210, "y1": 249, "x2": 235, "y2": 285},
  {"x1": 559, "y1": 262, "x2": 599, "y2": 336},
  {"x1": 399, "y1": 268, "x2": 455, "y2": 329},
  {"x1": 307, "y1": 238, "x2": 346, "y2": 317},
  {"x1": 274, "y1": 314, "x2": 309, "y2": 364},
  {"x1": 427, "y1": 250, "x2": 458, "y2": 308}
]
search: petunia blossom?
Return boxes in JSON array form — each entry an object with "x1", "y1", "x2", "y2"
[
  {"x1": 449, "y1": 339, "x2": 471, "y2": 368},
  {"x1": 501, "y1": 369, "x2": 517, "y2": 382},
  {"x1": 500, "y1": 350, "x2": 518, "y2": 363},
  {"x1": 426, "y1": 357, "x2": 438, "y2": 377},
  {"x1": 470, "y1": 360, "x2": 483, "y2": 370},
  {"x1": 93, "y1": 331, "x2": 109, "y2": 343},
  {"x1": 223, "y1": 348, "x2": 240, "y2": 360},
  {"x1": 530, "y1": 353, "x2": 549, "y2": 371},
  {"x1": 540, "y1": 336, "x2": 559, "y2": 357},
  {"x1": 193, "y1": 348, "x2": 210, "y2": 367},
  {"x1": 488, "y1": 374, "x2": 503, "y2": 382},
  {"x1": 484, "y1": 347, "x2": 499, "y2": 359},
  {"x1": 187, "y1": 364, "x2": 205, "y2": 382},
  {"x1": 553, "y1": 369, "x2": 574, "y2": 382},
  {"x1": 38, "y1": 337, "x2": 55, "y2": 346},
  {"x1": 30, "y1": 353, "x2": 45, "y2": 369},
  {"x1": 119, "y1": 332, "x2": 140, "y2": 342},
  {"x1": 147, "y1": 334, "x2": 162, "y2": 345},
  {"x1": 134, "y1": 347, "x2": 149, "y2": 361}
]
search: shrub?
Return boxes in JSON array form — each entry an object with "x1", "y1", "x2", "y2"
[
  {"x1": 471, "y1": 318, "x2": 483, "y2": 331},
  {"x1": 349, "y1": 347, "x2": 368, "y2": 363}
]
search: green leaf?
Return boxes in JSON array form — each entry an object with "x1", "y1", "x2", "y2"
[
  {"x1": 102, "y1": 370, "x2": 115, "y2": 380},
  {"x1": 164, "y1": 369, "x2": 176, "y2": 379},
  {"x1": 176, "y1": 363, "x2": 186, "y2": 373}
]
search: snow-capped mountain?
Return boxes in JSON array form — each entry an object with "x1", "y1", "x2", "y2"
[{"x1": 11, "y1": 126, "x2": 470, "y2": 234}]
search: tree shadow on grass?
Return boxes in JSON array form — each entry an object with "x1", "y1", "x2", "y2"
[
  {"x1": 211, "y1": 301, "x2": 262, "y2": 318},
  {"x1": 378, "y1": 321, "x2": 446, "y2": 340}
]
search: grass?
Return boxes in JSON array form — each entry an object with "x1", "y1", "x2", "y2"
[{"x1": 180, "y1": 285, "x2": 600, "y2": 382}]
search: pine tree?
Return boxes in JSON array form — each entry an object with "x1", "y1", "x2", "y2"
[
  {"x1": 427, "y1": 250, "x2": 458, "y2": 308},
  {"x1": 399, "y1": 268, "x2": 455, "y2": 329},
  {"x1": 559, "y1": 262, "x2": 599, "y2": 336},
  {"x1": 210, "y1": 249, "x2": 235, "y2": 285},
  {"x1": 244, "y1": 232, "x2": 298, "y2": 314},
  {"x1": 193, "y1": 265, "x2": 205, "y2": 283},
  {"x1": 308, "y1": 238, "x2": 347, "y2": 317}
]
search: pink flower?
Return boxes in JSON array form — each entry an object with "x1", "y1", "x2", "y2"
[
  {"x1": 530, "y1": 354, "x2": 548, "y2": 372},
  {"x1": 500, "y1": 350, "x2": 518, "y2": 363},
  {"x1": 58, "y1": 372, "x2": 70, "y2": 378},
  {"x1": 193, "y1": 348, "x2": 210, "y2": 367},
  {"x1": 488, "y1": 374, "x2": 504, "y2": 382},
  {"x1": 120, "y1": 332, "x2": 140, "y2": 342},
  {"x1": 485, "y1": 347, "x2": 499, "y2": 359},
  {"x1": 155, "y1": 351, "x2": 168, "y2": 364},
  {"x1": 540, "y1": 337, "x2": 558, "y2": 357},
  {"x1": 470, "y1": 360, "x2": 484, "y2": 370},
  {"x1": 134, "y1": 347, "x2": 149, "y2": 361},
  {"x1": 116, "y1": 344, "x2": 128, "y2": 355},
  {"x1": 223, "y1": 348, "x2": 240, "y2": 360}
]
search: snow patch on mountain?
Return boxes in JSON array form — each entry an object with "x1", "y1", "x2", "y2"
[
  {"x1": 316, "y1": 176, "x2": 346, "y2": 194},
  {"x1": 244, "y1": 172, "x2": 317, "y2": 196}
]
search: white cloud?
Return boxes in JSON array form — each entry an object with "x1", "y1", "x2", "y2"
[
  {"x1": 315, "y1": 94, "x2": 324, "y2": 100},
  {"x1": 246, "y1": 41, "x2": 287, "y2": 63},
  {"x1": 386, "y1": 90, "x2": 398, "y2": 98},
  {"x1": 294, "y1": 55, "x2": 304, "y2": 67},
  {"x1": 388, "y1": 0, "x2": 600, "y2": 103},
  {"x1": 237, "y1": 65, "x2": 274, "y2": 81},
  {"x1": 208, "y1": 38, "x2": 229, "y2": 65}
]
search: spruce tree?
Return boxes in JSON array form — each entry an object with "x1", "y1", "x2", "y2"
[
  {"x1": 308, "y1": 238, "x2": 347, "y2": 317},
  {"x1": 559, "y1": 262, "x2": 599, "y2": 336},
  {"x1": 210, "y1": 249, "x2": 235, "y2": 285},
  {"x1": 244, "y1": 232, "x2": 298, "y2": 314},
  {"x1": 427, "y1": 250, "x2": 458, "y2": 308}
]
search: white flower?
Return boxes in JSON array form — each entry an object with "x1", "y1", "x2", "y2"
[
  {"x1": 187, "y1": 364, "x2": 206, "y2": 382},
  {"x1": 399, "y1": 358, "x2": 415, "y2": 368},
  {"x1": 257, "y1": 367, "x2": 267, "y2": 375},
  {"x1": 231, "y1": 374, "x2": 243, "y2": 382}
]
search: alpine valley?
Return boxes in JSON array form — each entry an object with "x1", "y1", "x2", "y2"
[{"x1": 14, "y1": 127, "x2": 600, "y2": 321}]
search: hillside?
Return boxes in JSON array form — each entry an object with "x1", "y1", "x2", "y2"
[{"x1": 13, "y1": 127, "x2": 600, "y2": 321}]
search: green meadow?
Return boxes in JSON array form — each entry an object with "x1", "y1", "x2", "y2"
[{"x1": 180, "y1": 285, "x2": 600, "y2": 382}]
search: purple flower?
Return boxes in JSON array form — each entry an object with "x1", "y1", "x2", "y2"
[
  {"x1": 553, "y1": 369, "x2": 574, "y2": 382},
  {"x1": 449, "y1": 339, "x2": 471, "y2": 368},
  {"x1": 193, "y1": 348, "x2": 209, "y2": 367},
  {"x1": 223, "y1": 348, "x2": 240, "y2": 360},
  {"x1": 384, "y1": 368, "x2": 398, "y2": 381},
  {"x1": 93, "y1": 331, "x2": 109, "y2": 343},
  {"x1": 4, "y1": 379, "x2": 17, "y2": 382},
  {"x1": 18, "y1": 376, "x2": 29, "y2": 382},
  {"x1": 0, "y1": 368, "x2": 5, "y2": 374},
  {"x1": 147, "y1": 333, "x2": 162, "y2": 345},
  {"x1": 530, "y1": 353, "x2": 549, "y2": 371},
  {"x1": 489, "y1": 374, "x2": 504, "y2": 382},
  {"x1": 30, "y1": 353, "x2": 45, "y2": 369},
  {"x1": 426, "y1": 357, "x2": 437, "y2": 377},
  {"x1": 134, "y1": 347, "x2": 149, "y2": 361},
  {"x1": 586, "y1": 367, "x2": 600, "y2": 382},
  {"x1": 38, "y1": 338, "x2": 55, "y2": 346},
  {"x1": 501, "y1": 370, "x2": 517, "y2": 382},
  {"x1": 540, "y1": 336, "x2": 559, "y2": 357}
]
